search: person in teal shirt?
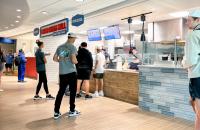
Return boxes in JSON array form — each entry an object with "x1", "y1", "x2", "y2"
[
  {"x1": 183, "y1": 10, "x2": 200, "y2": 130},
  {"x1": 53, "y1": 33, "x2": 80, "y2": 119},
  {"x1": 34, "y1": 40, "x2": 55, "y2": 100}
]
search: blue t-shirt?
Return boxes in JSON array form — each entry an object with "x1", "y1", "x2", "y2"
[
  {"x1": 55, "y1": 42, "x2": 77, "y2": 75},
  {"x1": 6, "y1": 54, "x2": 14, "y2": 64}
]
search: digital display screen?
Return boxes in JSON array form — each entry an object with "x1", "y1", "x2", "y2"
[
  {"x1": 87, "y1": 29, "x2": 102, "y2": 41},
  {"x1": 0, "y1": 37, "x2": 16, "y2": 44},
  {"x1": 103, "y1": 25, "x2": 121, "y2": 40}
]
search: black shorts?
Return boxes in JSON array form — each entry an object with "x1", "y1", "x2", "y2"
[
  {"x1": 93, "y1": 73, "x2": 104, "y2": 79},
  {"x1": 77, "y1": 69, "x2": 91, "y2": 80},
  {"x1": 189, "y1": 77, "x2": 200, "y2": 101},
  {"x1": 5, "y1": 64, "x2": 12, "y2": 69}
]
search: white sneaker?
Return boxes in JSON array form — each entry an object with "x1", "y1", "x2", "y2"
[
  {"x1": 92, "y1": 91, "x2": 99, "y2": 97},
  {"x1": 0, "y1": 89, "x2": 4, "y2": 92},
  {"x1": 99, "y1": 90, "x2": 104, "y2": 97},
  {"x1": 68, "y1": 110, "x2": 80, "y2": 117}
]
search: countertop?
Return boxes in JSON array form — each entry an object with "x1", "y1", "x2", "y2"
[
  {"x1": 105, "y1": 69, "x2": 139, "y2": 73},
  {"x1": 138, "y1": 64, "x2": 185, "y2": 69}
]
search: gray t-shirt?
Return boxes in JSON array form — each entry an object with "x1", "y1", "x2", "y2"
[{"x1": 55, "y1": 42, "x2": 77, "y2": 75}]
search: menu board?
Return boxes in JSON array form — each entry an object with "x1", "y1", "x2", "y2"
[
  {"x1": 103, "y1": 25, "x2": 121, "y2": 40},
  {"x1": 87, "y1": 29, "x2": 102, "y2": 41}
]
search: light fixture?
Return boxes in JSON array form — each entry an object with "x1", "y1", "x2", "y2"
[
  {"x1": 41, "y1": 11, "x2": 48, "y2": 14},
  {"x1": 10, "y1": 24, "x2": 14, "y2": 26},
  {"x1": 16, "y1": 9, "x2": 22, "y2": 12},
  {"x1": 5, "y1": 27, "x2": 8, "y2": 29},
  {"x1": 17, "y1": 16, "x2": 21, "y2": 18},
  {"x1": 169, "y1": 11, "x2": 189, "y2": 18},
  {"x1": 15, "y1": 20, "x2": 19, "y2": 23}
]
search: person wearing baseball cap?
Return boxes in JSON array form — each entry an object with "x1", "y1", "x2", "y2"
[
  {"x1": 53, "y1": 32, "x2": 80, "y2": 119},
  {"x1": 182, "y1": 10, "x2": 200, "y2": 130},
  {"x1": 92, "y1": 46, "x2": 106, "y2": 97}
]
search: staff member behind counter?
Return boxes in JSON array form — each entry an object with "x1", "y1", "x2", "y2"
[
  {"x1": 128, "y1": 47, "x2": 141, "y2": 70},
  {"x1": 182, "y1": 10, "x2": 200, "y2": 130}
]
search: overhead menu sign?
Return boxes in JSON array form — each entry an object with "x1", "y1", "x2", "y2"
[
  {"x1": 40, "y1": 18, "x2": 69, "y2": 38},
  {"x1": 72, "y1": 14, "x2": 84, "y2": 27}
]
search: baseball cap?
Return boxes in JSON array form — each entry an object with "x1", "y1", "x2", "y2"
[
  {"x1": 68, "y1": 32, "x2": 77, "y2": 38},
  {"x1": 189, "y1": 10, "x2": 200, "y2": 18},
  {"x1": 96, "y1": 46, "x2": 102, "y2": 50}
]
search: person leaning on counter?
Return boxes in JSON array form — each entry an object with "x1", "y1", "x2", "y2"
[{"x1": 182, "y1": 10, "x2": 200, "y2": 130}]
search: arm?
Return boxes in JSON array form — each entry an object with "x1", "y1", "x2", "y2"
[
  {"x1": 89, "y1": 53, "x2": 93, "y2": 71},
  {"x1": 70, "y1": 46, "x2": 78, "y2": 64},
  {"x1": 53, "y1": 53, "x2": 59, "y2": 62},
  {"x1": 70, "y1": 54, "x2": 78, "y2": 64},
  {"x1": 44, "y1": 56, "x2": 47, "y2": 64}
]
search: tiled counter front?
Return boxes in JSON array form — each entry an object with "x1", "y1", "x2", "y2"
[{"x1": 138, "y1": 66, "x2": 195, "y2": 121}]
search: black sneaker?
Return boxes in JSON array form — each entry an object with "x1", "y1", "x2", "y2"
[
  {"x1": 46, "y1": 95, "x2": 55, "y2": 100},
  {"x1": 85, "y1": 95, "x2": 92, "y2": 99},
  {"x1": 68, "y1": 110, "x2": 80, "y2": 117},
  {"x1": 54, "y1": 112, "x2": 61, "y2": 120},
  {"x1": 76, "y1": 93, "x2": 82, "y2": 98},
  {"x1": 33, "y1": 95, "x2": 42, "y2": 100}
]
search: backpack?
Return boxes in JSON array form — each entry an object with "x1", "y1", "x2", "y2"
[
  {"x1": 14, "y1": 56, "x2": 21, "y2": 66},
  {"x1": 0, "y1": 55, "x2": 6, "y2": 63}
]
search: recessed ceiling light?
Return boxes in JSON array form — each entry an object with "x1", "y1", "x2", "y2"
[
  {"x1": 41, "y1": 11, "x2": 48, "y2": 14},
  {"x1": 17, "y1": 16, "x2": 21, "y2": 18},
  {"x1": 15, "y1": 20, "x2": 19, "y2": 23},
  {"x1": 10, "y1": 24, "x2": 14, "y2": 26},
  {"x1": 5, "y1": 27, "x2": 9, "y2": 29},
  {"x1": 16, "y1": 9, "x2": 22, "y2": 12},
  {"x1": 169, "y1": 11, "x2": 189, "y2": 18}
]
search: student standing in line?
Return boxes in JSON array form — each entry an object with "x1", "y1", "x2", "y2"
[
  {"x1": 93, "y1": 47, "x2": 106, "y2": 97},
  {"x1": 34, "y1": 40, "x2": 55, "y2": 100},
  {"x1": 5, "y1": 50, "x2": 14, "y2": 73},
  {"x1": 182, "y1": 10, "x2": 200, "y2": 130},
  {"x1": 53, "y1": 33, "x2": 80, "y2": 119},
  {"x1": 0, "y1": 46, "x2": 6, "y2": 92},
  {"x1": 76, "y1": 42, "x2": 93, "y2": 99},
  {"x1": 18, "y1": 49, "x2": 26, "y2": 82}
]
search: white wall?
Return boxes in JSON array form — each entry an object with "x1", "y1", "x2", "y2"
[{"x1": 12, "y1": 32, "x2": 38, "y2": 56}]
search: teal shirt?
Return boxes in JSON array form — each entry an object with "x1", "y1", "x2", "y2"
[
  {"x1": 35, "y1": 49, "x2": 45, "y2": 72},
  {"x1": 55, "y1": 42, "x2": 77, "y2": 75}
]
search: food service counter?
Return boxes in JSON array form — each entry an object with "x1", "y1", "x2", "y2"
[
  {"x1": 138, "y1": 65, "x2": 195, "y2": 121},
  {"x1": 90, "y1": 69, "x2": 139, "y2": 105}
]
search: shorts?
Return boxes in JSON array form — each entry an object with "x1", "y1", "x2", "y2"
[
  {"x1": 93, "y1": 73, "x2": 104, "y2": 79},
  {"x1": 5, "y1": 64, "x2": 12, "y2": 69},
  {"x1": 189, "y1": 77, "x2": 200, "y2": 101},
  {"x1": 77, "y1": 69, "x2": 91, "y2": 80}
]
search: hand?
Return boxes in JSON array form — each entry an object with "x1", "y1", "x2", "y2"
[
  {"x1": 58, "y1": 57, "x2": 65, "y2": 62},
  {"x1": 45, "y1": 53, "x2": 51, "y2": 56}
]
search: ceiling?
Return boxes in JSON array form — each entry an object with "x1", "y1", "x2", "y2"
[
  {"x1": 1, "y1": 0, "x2": 200, "y2": 38},
  {"x1": 0, "y1": 0, "x2": 29, "y2": 31}
]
